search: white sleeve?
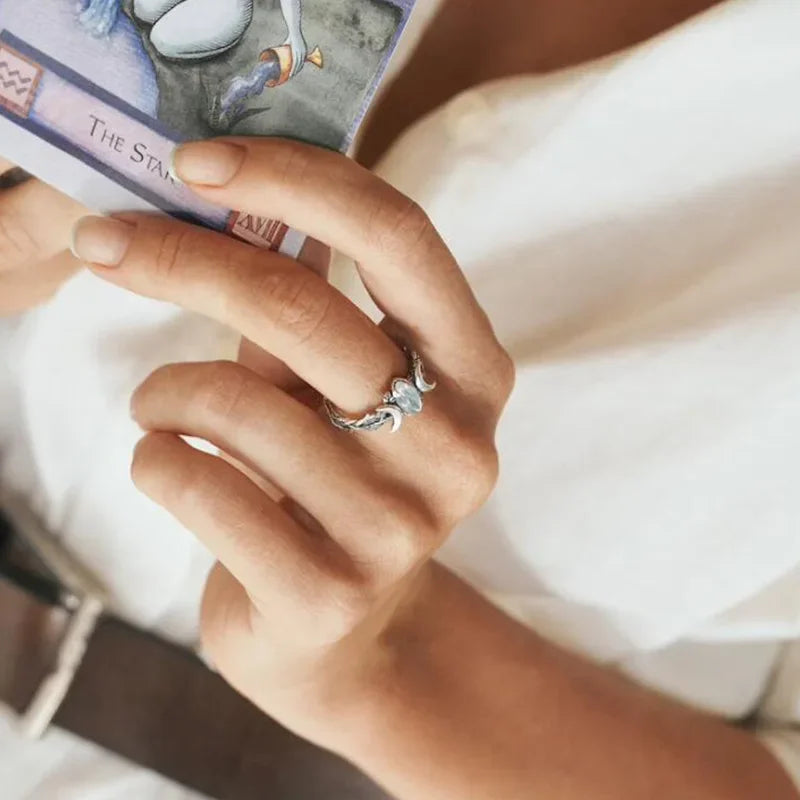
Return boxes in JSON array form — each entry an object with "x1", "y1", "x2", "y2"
[{"x1": 756, "y1": 641, "x2": 800, "y2": 792}]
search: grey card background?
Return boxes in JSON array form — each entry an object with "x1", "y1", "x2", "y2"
[{"x1": 128, "y1": 0, "x2": 404, "y2": 149}]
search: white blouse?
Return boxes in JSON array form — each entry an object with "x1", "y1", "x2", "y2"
[{"x1": 1, "y1": 0, "x2": 799, "y2": 795}]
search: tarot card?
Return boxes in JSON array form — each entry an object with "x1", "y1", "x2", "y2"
[{"x1": 0, "y1": 0, "x2": 415, "y2": 255}]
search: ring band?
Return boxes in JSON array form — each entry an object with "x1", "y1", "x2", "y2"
[{"x1": 324, "y1": 350, "x2": 437, "y2": 434}]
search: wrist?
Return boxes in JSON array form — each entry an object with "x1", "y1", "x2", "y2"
[
  {"x1": 306, "y1": 563, "x2": 446, "y2": 752},
  {"x1": 317, "y1": 564, "x2": 491, "y2": 761}
]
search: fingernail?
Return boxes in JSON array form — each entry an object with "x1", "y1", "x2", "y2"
[
  {"x1": 171, "y1": 140, "x2": 246, "y2": 186},
  {"x1": 71, "y1": 216, "x2": 135, "y2": 268}
]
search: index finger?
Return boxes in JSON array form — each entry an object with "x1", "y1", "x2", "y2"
[{"x1": 171, "y1": 139, "x2": 502, "y2": 373}]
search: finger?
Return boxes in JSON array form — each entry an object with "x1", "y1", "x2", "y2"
[
  {"x1": 236, "y1": 337, "x2": 320, "y2": 408},
  {"x1": 131, "y1": 431, "x2": 342, "y2": 601},
  {"x1": 0, "y1": 177, "x2": 85, "y2": 271},
  {"x1": 0, "y1": 250, "x2": 80, "y2": 314},
  {"x1": 132, "y1": 360, "x2": 398, "y2": 561},
  {"x1": 170, "y1": 138, "x2": 503, "y2": 379},
  {"x1": 72, "y1": 213, "x2": 406, "y2": 414},
  {"x1": 236, "y1": 236, "x2": 331, "y2": 395}
]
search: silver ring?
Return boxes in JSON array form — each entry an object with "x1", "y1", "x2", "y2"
[{"x1": 325, "y1": 350, "x2": 437, "y2": 434}]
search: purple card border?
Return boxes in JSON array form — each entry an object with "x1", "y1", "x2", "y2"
[
  {"x1": 343, "y1": 0, "x2": 417, "y2": 150},
  {"x1": 0, "y1": 30, "x2": 207, "y2": 226}
]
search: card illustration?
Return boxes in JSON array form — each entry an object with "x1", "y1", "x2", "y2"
[{"x1": 0, "y1": 0, "x2": 414, "y2": 249}]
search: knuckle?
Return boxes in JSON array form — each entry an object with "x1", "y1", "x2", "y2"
[
  {"x1": 380, "y1": 499, "x2": 439, "y2": 567},
  {"x1": 273, "y1": 140, "x2": 315, "y2": 189},
  {"x1": 152, "y1": 227, "x2": 195, "y2": 284},
  {"x1": 434, "y1": 428, "x2": 500, "y2": 520},
  {"x1": 169, "y1": 459, "x2": 220, "y2": 519},
  {"x1": 258, "y1": 266, "x2": 332, "y2": 345},
  {"x1": 369, "y1": 195, "x2": 434, "y2": 256},
  {"x1": 467, "y1": 344, "x2": 516, "y2": 413},
  {"x1": 456, "y1": 437, "x2": 500, "y2": 514},
  {"x1": 194, "y1": 361, "x2": 253, "y2": 423},
  {"x1": 321, "y1": 578, "x2": 374, "y2": 641},
  {"x1": 492, "y1": 347, "x2": 516, "y2": 402}
]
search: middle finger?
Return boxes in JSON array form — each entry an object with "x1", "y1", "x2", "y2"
[{"x1": 72, "y1": 213, "x2": 407, "y2": 415}]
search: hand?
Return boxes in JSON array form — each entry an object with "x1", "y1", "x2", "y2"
[
  {"x1": 0, "y1": 158, "x2": 85, "y2": 314},
  {"x1": 69, "y1": 139, "x2": 514, "y2": 750}
]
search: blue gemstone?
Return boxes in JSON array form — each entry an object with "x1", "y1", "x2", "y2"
[{"x1": 391, "y1": 379, "x2": 423, "y2": 415}]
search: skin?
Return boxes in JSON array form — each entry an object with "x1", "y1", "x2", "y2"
[
  {"x1": 1, "y1": 2, "x2": 798, "y2": 797},
  {"x1": 65, "y1": 138, "x2": 795, "y2": 800},
  {"x1": 0, "y1": 158, "x2": 84, "y2": 315}
]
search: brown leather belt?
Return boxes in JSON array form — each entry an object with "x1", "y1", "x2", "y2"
[{"x1": 0, "y1": 504, "x2": 391, "y2": 800}]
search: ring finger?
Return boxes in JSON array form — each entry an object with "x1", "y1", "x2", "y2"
[{"x1": 132, "y1": 359, "x2": 422, "y2": 567}]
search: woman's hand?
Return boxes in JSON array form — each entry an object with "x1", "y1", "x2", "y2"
[
  {"x1": 0, "y1": 159, "x2": 85, "y2": 314},
  {"x1": 67, "y1": 140, "x2": 800, "y2": 800},
  {"x1": 69, "y1": 138, "x2": 514, "y2": 748}
]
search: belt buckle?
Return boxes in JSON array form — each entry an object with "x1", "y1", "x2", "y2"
[{"x1": 1, "y1": 492, "x2": 106, "y2": 740}]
